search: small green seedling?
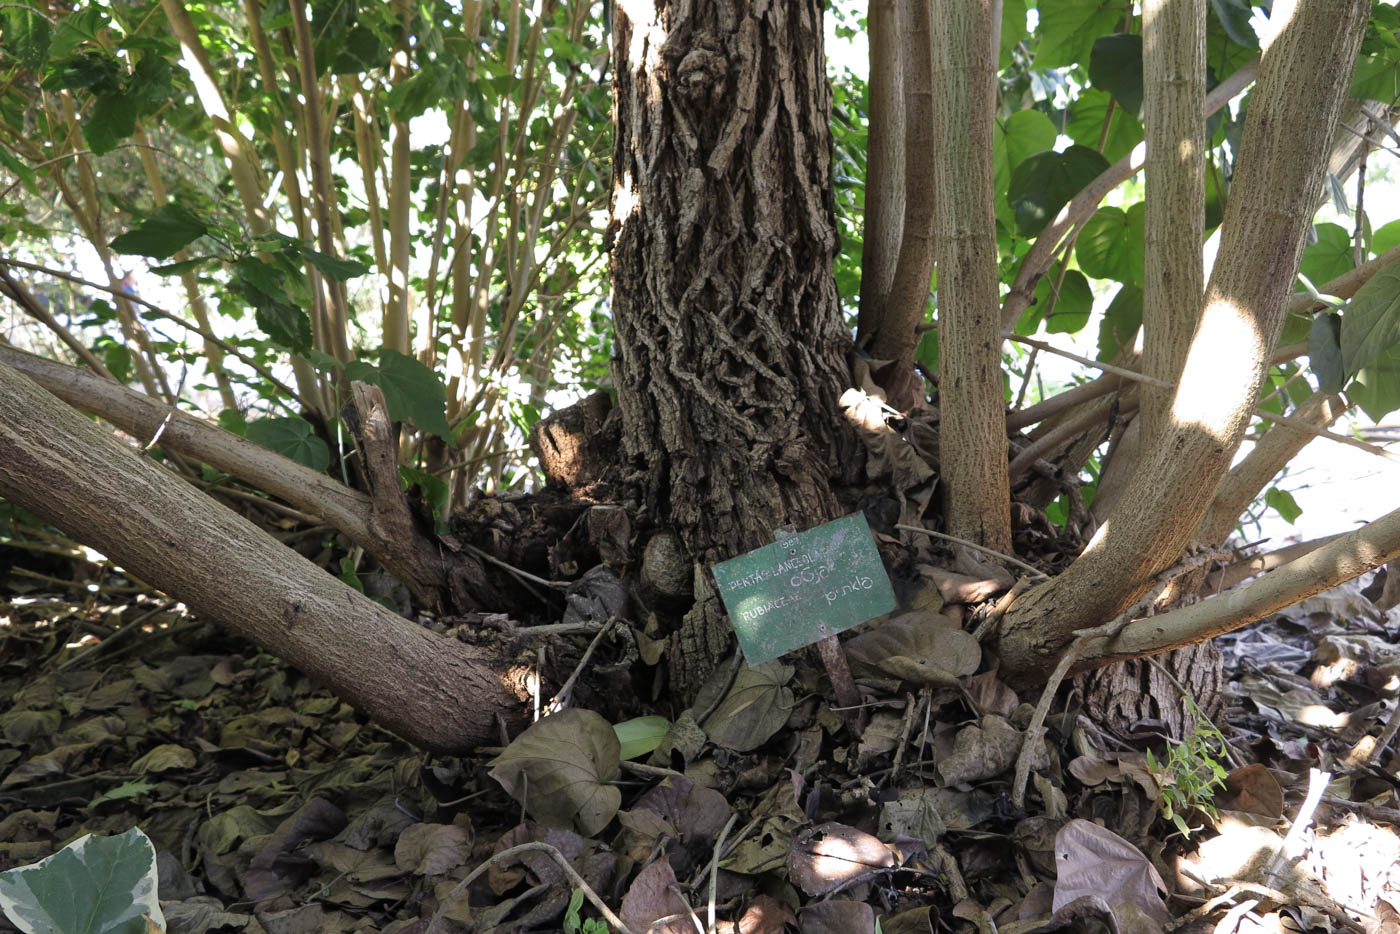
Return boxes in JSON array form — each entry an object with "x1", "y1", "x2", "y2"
[
  {"x1": 1146, "y1": 698, "x2": 1230, "y2": 838},
  {"x1": 563, "y1": 888, "x2": 611, "y2": 934}
]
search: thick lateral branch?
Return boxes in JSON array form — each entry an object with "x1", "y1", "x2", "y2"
[
  {"x1": 0, "y1": 345, "x2": 372, "y2": 539},
  {"x1": 0, "y1": 359, "x2": 526, "y2": 752},
  {"x1": 1203, "y1": 534, "x2": 1342, "y2": 592},
  {"x1": 1068, "y1": 511, "x2": 1400, "y2": 672},
  {"x1": 0, "y1": 345, "x2": 465, "y2": 610}
]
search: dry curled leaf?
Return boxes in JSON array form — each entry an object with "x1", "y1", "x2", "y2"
[
  {"x1": 1053, "y1": 819, "x2": 1171, "y2": 925},
  {"x1": 845, "y1": 613, "x2": 981, "y2": 686},
  {"x1": 787, "y1": 822, "x2": 897, "y2": 897}
]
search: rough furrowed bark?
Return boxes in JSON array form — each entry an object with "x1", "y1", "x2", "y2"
[
  {"x1": 610, "y1": 0, "x2": 856, "y2": 691},
  {"x1": 610, "y1": 0, "x2": 853, "y2": 561},
  {"x1": 0, "y1": 361, "x2": 528, "y2": 753},
  {"x1": 933, "y1": 0, "x2": 1011, "y2": 552},
  {"x1": 998, "y1": 0, "x2": 1371, "y2": 684}
]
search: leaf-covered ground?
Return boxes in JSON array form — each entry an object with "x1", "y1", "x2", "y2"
[{"x1": 3, "y1": 547, "x2": 1400, "y2": 934}]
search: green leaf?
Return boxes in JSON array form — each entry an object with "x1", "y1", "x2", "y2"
[
  {"x1": 1308, "y1": 313, "x2": 1345, "y2": 393},
  {"x1": 255, "y1": 300, "x2": 313, "y2": 352},
  {"x1": 48, "y1": 7, "x2": 105, "y2": 59},
  {"x1": 0, "y1": 149, "x2": 36, "y2": 194},
  {"x1": 1066, "y1": 88, "x2": 1144, "y2": 163},
  {"x1": 1090, "y1": 33, "x2": 1144, "y2": 117},
  {"x1": 1033, "y1": 0, "x2": 1121, "y2": 68},
  {"x1": 0, "y1": 2, "x2": 51, "y2": 71},
  {"x1": 398, "y1": 465, "x2": 449, "y2": 518},
  {"x1": 386, "y1": 62, "x2": 450, "y2": 119},
  {"x1": 1300, "y1": 223, "x2": 1355, "y2": 287},
  {"x1": 109, "y1": 203, "x2": 208, "y2": 259},
  {"x1": 233, "y1": 258, "x2": 313, "y2": 353},
  {"x1": 148, "y1": 257, "x2": 210, "y2": 276},
  {"x1": 1349, "y1": 343, "x2": 1400, "y2": 421},
  {"x1": 1097, "y1": 282, "x2": 1144, "y2": 361},
  {"x1": 1264, "y1": 487, "x2": 1302, "y2": 524},
  {"x1": 994, "y1": 110, "x2": 1058, "y2": 206},
  {"x1": 0, "y1": 827, "x2": 163, "y2": 934},
  {"x1": 1000, "y1": 0, "x2": 1027, "y2": 65},
  {"x1": 246, "y1": 416, "x2": 330, "y2": 471},
  {"x1": 1008, "y1": 145, "x2": 1111, "y2": 237},
  {"x1": 1352, "y1": 50, "x2": 1400, "y2": 101},
  {"x1": 613, "y1": 716, "x2": 670, "y2": 760},
  {"x1": 90, "y1": 780, "x2": 157, "y2": 806},
  {"x1": 347, "y1": 350, "x2": 453, "y2": 444},
  {"x1": 1076, "y1": 203, "x2": 1145, "y2": 284},
  {"x1": 93, "y1": 337, "x2": 131, "y2": 383},
  {"x1": 338, "y1": 555, "x2": 364, "y2": 592},
  {"x1": 1025, "y1": 265, "x2": 1094, "y2": 335},
  {"x1": 42, "y1": 50, "x2": 119, "y2": 90},
  {"x1": 1339, "y1": 258, "x2": 1400, "y2": 377},
  {"x1": 1209, "y1": 0, "x2": 1259, "y2": 49},
  {"x1": 218, "y1": 409, "x2": 248, "y2": 435},
  {"x1": 301, "y1": 247, "x2": 370, "y2": 281},
  {"x1": 332, "y1": 25, "x2": 391, "y2": 73},
  {"x1": 83, "y1": 91, "x2": 138, "y2": 156},
  {"x1": 1372, "y1": 218, "x2": 1400, "y2": 259}
]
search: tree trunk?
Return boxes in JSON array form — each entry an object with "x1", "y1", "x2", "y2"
[
  {"x1": 609, "y1": 0, "x2": 856, "y2": 692},
  {"x1": 932, "y1": 0, "x2": 1011, "y2": 553},
  {"x1": 998, "y1": 0, "x2": 1371, "y2": 683},
  {"x1": 0, "y1": 360, "x2": 528, "y2": 753}
]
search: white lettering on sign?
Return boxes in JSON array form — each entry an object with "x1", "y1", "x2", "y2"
[
  {"x1": 824, "y1": 575, "x2": 874, "y2": 606},
  {"x1": 723, "y1": 548, "x2": 844, "y2": 593},
  {"x1": 738, "y1": 592, "x2": 802, "y2": 621}
]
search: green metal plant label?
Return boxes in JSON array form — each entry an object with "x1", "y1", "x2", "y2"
[{"x1": 711, "y1": 513, "x2": 895, "y2": 665}]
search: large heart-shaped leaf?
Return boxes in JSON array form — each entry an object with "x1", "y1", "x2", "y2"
[
  {"x1": 1009, "y1": 146, "x2": 1111, "y2": 237},
  {"x1": 246, "y1": 416, "x2": 330, "y2": 472},
  {"x1": 1089, "y1": 34, "x2": 1143, "y2": 116},
  {"x1": 701, "y1": 662, "x2": 794, "y2": 752},
  {"x1": 1341, "y1": 258, "x2": 1400, "y2": 378},
  {"x1": 0, "y1": 827, "x2": 164, "y2": 934},
  {"x1": 489, "y1": 709, "x2": 622, "y2": 836},
  {"x1": 109, "y1": 204, "x2": 208, "y2": 259},
  {"x1": 845, "y1": 613, "x2": 982, "y2": 687},
  {"x1": 346, "y1": 350, "x2": 453, "y2": 443}
]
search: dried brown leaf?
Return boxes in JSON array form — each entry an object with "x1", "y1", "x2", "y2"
[
  {"x1": 787, "y1": 822, "x2": 896, "y2": 897},
  {"x1": 488, "y1": 708, "x2": 622, "y2": 836},
  {"x1": 702, "y1": 662, "x2": 794, "y2": 752},
  {"x1": 845, "y1": 613, "x2": 981, "y2": 687},
  {"x1": 619, "y1": 858, "x2": 692, "y2": 934},
  {"x1": 1053, "y1": 819, "x2": 1171, "y2": 925}
]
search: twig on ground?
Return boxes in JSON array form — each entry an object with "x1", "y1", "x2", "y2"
[
  {"x1": 708, "y1": 813, "x2": 738, "y2": 933},
  {"x1": 55, "y1": 603, "x2": 173, "y2": 672},
  {"x1": 464, "y1": 542, "x2": 570, "y2": 590},
  {"x1": 1263, "y1": 767, "x2": 1330, "y2": 886},
  {"x1": 543, "y1": 616, "x2": 617, "y2": 714}
]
